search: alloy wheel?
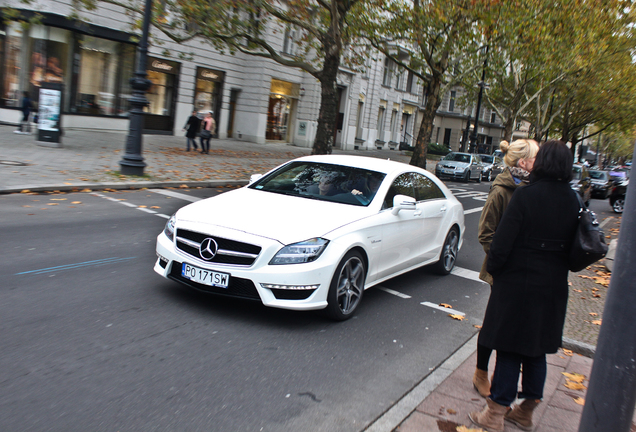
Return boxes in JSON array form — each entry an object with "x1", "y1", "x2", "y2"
[{"x1": 335, "y1": 256, "x2": 365, "y2": 315}]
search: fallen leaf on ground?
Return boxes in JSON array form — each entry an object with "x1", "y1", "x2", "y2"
[
  {"x1": 446, "y1": 408, "x2": 457, "y2": 414},
  {"x1": 562, "y1": 349, "x2": 573, "y2": 356},
  {"x1": 589, "y1": 313, "x2": 598, "y2": 316},
  {"x1": 456, "y1": 426, "x2": 485, "y2": 432},
  {"x1": 563, "y1": 372, "x2": 585, "y2": 383},
  {"x1": 474, "y1": 325, "x2": 482, "y2": 329},
  {"x1": 47, "y1": 203, "x2": 58, "y2": 206},
  {"x1": 440, "y1": 303, "x2": 453, "y2": 309},
  {"x1": 50, "y1": 198, "x2": 67, "y2": 201},
  {"x1": 592, "y1": 320, "x2": 602, "y2": 325},
  {"x1": 71, "y1": 201, "x2": 82, "y2": 204},
  {"x1": 150, "y1": 206, "x2": 161, "y2": 209},
  {"x1": 564, "y1": 381, "x2": 587, "y2": 391},
  {"x1": 449, "y1": 314, "x2": 465, "y2": 321},
  {"x1": 138, "y1": 205, "x2": 147, "y2": 208},
  {"x1": 573, "y1": 397, "x2": 585, "y2": 405}
]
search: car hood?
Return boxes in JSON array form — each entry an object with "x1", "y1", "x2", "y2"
[
  {"x1": 437, "y1": 161, "x2": 469, "y2": 169},
  {"x1": 175, "y1": 187, "x2": 371, "y2": 245}
]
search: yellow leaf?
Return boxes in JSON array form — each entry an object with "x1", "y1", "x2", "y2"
[
  {"x1": 564, "y1": 381, "x2": 587, "y2": 391},
  {"x1": 138, "y1": 205, "x2": 147, "y2": 208},
  {"x1": 563, "y1": 372, "x2": 585, "y2": 383},
  {"x1": 50, "y1": 198, "x2": 67, "y2": 201},
  {"x1": 21, "y1": 189, "x2": 31, "y2": 193},
  {"x1": 150, "y1": 206, "x2": 161, "y2": 209},
  {"x1": 562, "y1": 349, "x2": 573, "y2": 356},
  {"x1": 474, "y1": 325, "x2": 482, "y2": 329},
  {"x1": 447, "y1": 408, "x2": 457, "y2": 414},
  {"x1": 589, "y1": 312, "x2": 598, "y2": 316},
  {"x1": 71, "y1": 201, "x2": 82, "y2": 204},
  {"x1": 449, "y1": 314, "x2": 465, "y2": 321},
  {"x1": 440, "y1": 303, "x2": 453, "y2": 309},
  {"x1": 573, "y1": 397, "x2": 585, "y2": 405},
  {"x1": 81, "y1": 189, "x2": 92, "y2": 192},
  {"x1": 592, "y1": 320, "x2": 602, "y2": 325},
  {"x1": 456, "y1": 426, "x2": 485, "y2": 432},
  {"x1": 47, "y1": 203, "x2": 58, "y2": 206}
]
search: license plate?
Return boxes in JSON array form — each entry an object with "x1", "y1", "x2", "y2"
[
  {"x1": 443, "y1": 169, "x2": 454, "y2": 174},
  {"x1": 181, "y1": 263, "x2": 230, "y2": 288}
]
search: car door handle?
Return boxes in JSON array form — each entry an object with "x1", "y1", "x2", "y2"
[
  {"x1": 440, "y1": 206, "x2": 447, "y2": 212},
  {"x1": 414, "y1": 210, "x2": 422, "y2": 216}
]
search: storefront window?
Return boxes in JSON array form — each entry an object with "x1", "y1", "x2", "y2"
[
  {"x1": 145, "y1": 57, "x2": 178, "y2": 116},
  {"x1": 2, "y1": 22, "x2": 23, "y2": 107},
  {"x1": 116, "y1": 44, "x2": 135, "y2": 116},
  {"x1": 195, "y1": 67, "x2": 224, "y2": 116},
  {"x1": 29, "y1": 25, "x2": 71, "y2": 109},
  {"x1": 76, "y1": 36, "x2": 120, "y2": 115},
  {"x1": 267, "y1": 78, "x2": 298, "y2": 141}
]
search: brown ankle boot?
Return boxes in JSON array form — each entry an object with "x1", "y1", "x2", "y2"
[
  {"x1": 469, "y1": 398, "x2": 508, "y2": 431},
  {"x1": 473, "y1": 368, "x2": 491, "y2": 397},
  {"x1": 505, "y1": 398, "x2": 541, "y2": 430}
]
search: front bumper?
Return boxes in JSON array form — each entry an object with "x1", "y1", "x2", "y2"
[
  {"x1": 155, "y1": 231, "x2": 333, "y2": 311},
  {"x1": 435, "y1": 167, "x2": 467, "y2": 180}
]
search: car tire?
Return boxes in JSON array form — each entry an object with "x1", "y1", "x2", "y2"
[
  {"x1": 486, "y1": 170, "x2": 492, "y2": 182},
  {"x1": 612, "y1": 197, "x2": 625, "y2": 213},
  {"x1": 325, "y1": 250, "x2": 366, "y2": 321},
  {"x1": 476, "y1": 172, "x2": 482, "y2": 183},
  {"x1": 433, "y1": 227, "x2": 460, "y2": 275},
  {"x1": 464, "y1": 171, "x2": 470, "y2": 182}
]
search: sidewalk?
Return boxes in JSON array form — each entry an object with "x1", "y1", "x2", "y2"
[{"x1": 0, "y1": 126, "x2": 622, "y2": 431}]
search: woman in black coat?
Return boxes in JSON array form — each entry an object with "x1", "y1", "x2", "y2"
[
  {"x1": 182, "y1": 110, "x2": 201, "y2": 152},
  {"x1": 470, "y1": 141, "x2": 581, "y2": 432}
]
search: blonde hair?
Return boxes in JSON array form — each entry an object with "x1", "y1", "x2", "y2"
[{"x1": 500, "y1": 139, "x2": 539, "y2": 168}]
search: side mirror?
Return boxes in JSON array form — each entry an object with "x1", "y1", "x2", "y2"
[
  {"x1": 249, "y1": 174, "x2": 263, "y2": 184},
  {"x1": 391, "y1": 194, "x2": 417, "y2": 215}
]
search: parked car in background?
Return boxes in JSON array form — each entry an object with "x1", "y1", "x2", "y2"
[
  {"x1": 478, "y1": 154, "x2": 504, "y2": 181},
  {"x1": 435, "y1": 152, "x2": 483, "y2": 182},
  {"x1": 588, "y1": 170, "x2": 613, "y2": 199},
  {"x1": 571, "y1": 164, "x2": 592, "y2": 206},
  {"x1": 609, "y1": 167, "x2": 630, "y2": 183},
  {"x1": 155, "y1": 155, "x2": 465, "y2": 320},
  {"x1": 609, "y1": 180, "x2": 628, "y2": 213}
]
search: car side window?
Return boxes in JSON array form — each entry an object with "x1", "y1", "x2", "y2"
[
  {"x1": 383, "y1": 173, "x2": 414, "y2": 209},
  {"x1": 412, "y1": 173, "x2": 445, "y2": 201}
]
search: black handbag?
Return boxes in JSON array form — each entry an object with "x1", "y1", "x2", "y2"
[
  {"x1": 569, "y1": 193, "x2": 608, "y2": 272},
  {"x1": 201, "y1": 129, "x2": 211, "y2": 139}
]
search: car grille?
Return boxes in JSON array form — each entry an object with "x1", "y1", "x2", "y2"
[
  {"x1": 175, "y1": 228, "x2": 261, "y2": 266},
  {"x1": 168, "y1": 262, "x2": 260, "y2": 300}
]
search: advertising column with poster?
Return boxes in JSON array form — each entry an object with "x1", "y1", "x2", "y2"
[{"x1": 37, "y1": 82, "x2": 63, "y2": 146}]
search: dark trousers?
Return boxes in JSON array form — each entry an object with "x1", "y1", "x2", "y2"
[
  {"x1": 200, "y1": 136, "x2": 210, "y2": 153},
  {"x1": 489, "y1": 350, "x2": 546, "y2": 407},
  {"x1": 19, "y1": 111, "x2": 31, "y2": 132},
  {"x1": 186, "y1": 137, "x2": 198, "y2": 151}
]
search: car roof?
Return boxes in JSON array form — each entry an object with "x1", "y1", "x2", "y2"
[{"x1": 294, "y1": 154, "x2": 426, "y2": 176}]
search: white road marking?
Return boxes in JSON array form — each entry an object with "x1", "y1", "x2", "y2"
[
  {"x1": 454, "y1": 191, "x2": 487, "y2": 198},
  {"x1": 92, "y1": 192, "x2": 170, "y2": 220},
  {"x1": 138, "y1": 208, "x2": 157, "y2": 214},
  {"x1": 464, "y1": 207, "x2": 484, "y2": 215},
  {"x1": 156, "y1": 214, "x2": 171, "y2": 219},
  {"x1": 377, "y1": 286, "x2": 412, "y2": 299},
  {"x1": 149, "y1": 189, "x2": 202, "y2": 202},
  {"x1": 451, "y1": 266, "x2": 486, "y2": 284},
  {"x1": 421, "y1": 301, "x2": 465, "y2": 316}
]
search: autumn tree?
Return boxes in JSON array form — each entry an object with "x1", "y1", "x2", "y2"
[{"x1": 58, "y1": 0, "x2": 370, "y2": 155}]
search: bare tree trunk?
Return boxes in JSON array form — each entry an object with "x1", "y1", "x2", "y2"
[{"x1": 312, "y1": 50, "x2": 340, "y2": 155}]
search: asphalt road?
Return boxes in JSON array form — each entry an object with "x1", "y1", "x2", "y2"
[{"x1": 0, "y1": 179, "x2": 612, "y2": 432}]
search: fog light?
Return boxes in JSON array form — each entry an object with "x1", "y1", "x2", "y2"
[{"x1": 261, "y1": 283, "x2": 319, "y2": 290}]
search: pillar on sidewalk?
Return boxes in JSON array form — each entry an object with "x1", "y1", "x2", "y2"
[{"x1": 579, "y1": 143, "x2": 636, "y2": 432}]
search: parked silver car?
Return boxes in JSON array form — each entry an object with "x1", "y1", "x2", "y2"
[
  {"x1": 435, "y1": 152, "x2": 483, "y2": 182},
  {"x1": 478, "y1": 154, "x2": 504, "y2": 181}
]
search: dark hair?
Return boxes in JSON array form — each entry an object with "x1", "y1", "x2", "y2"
[{"x1": 531, "y1": 140, "x2": 573, "y2": 182}]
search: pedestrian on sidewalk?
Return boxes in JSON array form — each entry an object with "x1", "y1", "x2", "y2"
[
  {"x1": 199, "y1": 111, "x2": 215, "y2": 154},
  {"x1": 182, "y1": 109, "x2": 201, "y2": 152},
  {"x1": 470, "y1": 140, "x2": 580, "y2": 432},
  {"x1": 15, "y1": 91, "x2": 33, "y2": 134},
  {"x1": 473, "y1": 139, "x2": 539, "y2": 398}
]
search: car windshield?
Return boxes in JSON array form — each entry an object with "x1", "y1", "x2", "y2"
[
  {"x1": 443, "y1": 153, "x2": 470, "y2": 163},
  {"x1": 589, "y1": 171, "x2": 607, "y2": 180},
  {"x1": 248, "y1": 161, "x2": 386, "y2": 206},
  {"x1": 480, "y1": 155, "x2": 493, "y2": 163}
]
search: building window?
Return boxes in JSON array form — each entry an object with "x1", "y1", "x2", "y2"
[
  {"x1": 76, "y1": 36, "x2": 126, "y2": 116},
  {"x1": 389, "y1": 109, "x2": 398, "y2": 138},
  {"x1": 28, "y1": 25, "x2": 71, "y2": 110},
  {"x1": 395, "y1": 68, "x2": 402, "y2": 90},
  {"x1": 195, "y1": 67, "x2": 224, "y2": 123},
  {"x1": 449, "y1": 91, "x2": 456, "y2": 112},
  {"x1": 382, "y1": 57, "x2": 393, "y2": 86},
  {"x1": 490, "y1": 112, "x2": 496, "y2": 123},
  {"x1": 443, "y1": 128, "x2": 452, "y2": 146},
  {"x1": 377, "y1": 106, "x2": 386, "y2": 136},
  {"x1": 2, "y1": 22, "x2": 23, "y2": 107},
  {"x1": 282, "y1": 26, "x2": 296, "y2": 55},
  {"x1": 145, "y1": 58, "x2": 179, "y2": 116},
  {"x1": 267, "y1": 78, "x2": 299, "y2": 141},
  {"x1": 406, "y1": 71, "x2": 414, "y2": 93}
]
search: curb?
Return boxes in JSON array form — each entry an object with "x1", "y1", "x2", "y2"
[
  {"x1": 0, "y1": 179, "x2": 249, "y2": 195},
  {"x1": 562, "y1": 337, "x2": 596, "y2": 358}
]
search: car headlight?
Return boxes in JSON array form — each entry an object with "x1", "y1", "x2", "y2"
[
  {"x1": 270, "y1": 238, "x2": 329, "y2": 265},
  {"x1": 164, "y1": 215, "x2": 176, "y2": 240}
]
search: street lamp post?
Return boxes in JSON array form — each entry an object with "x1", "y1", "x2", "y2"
[
  {"x1": 468, "y1": 45, "x2": 489, "y2": 154},
  {"x1": 119, "y1": 0, "x2": 153, "y2": 176}
]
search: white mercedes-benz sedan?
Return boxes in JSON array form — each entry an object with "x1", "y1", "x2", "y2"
[{"x1": 155, "y1": 155, "x2": 465, "y2": 320}]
